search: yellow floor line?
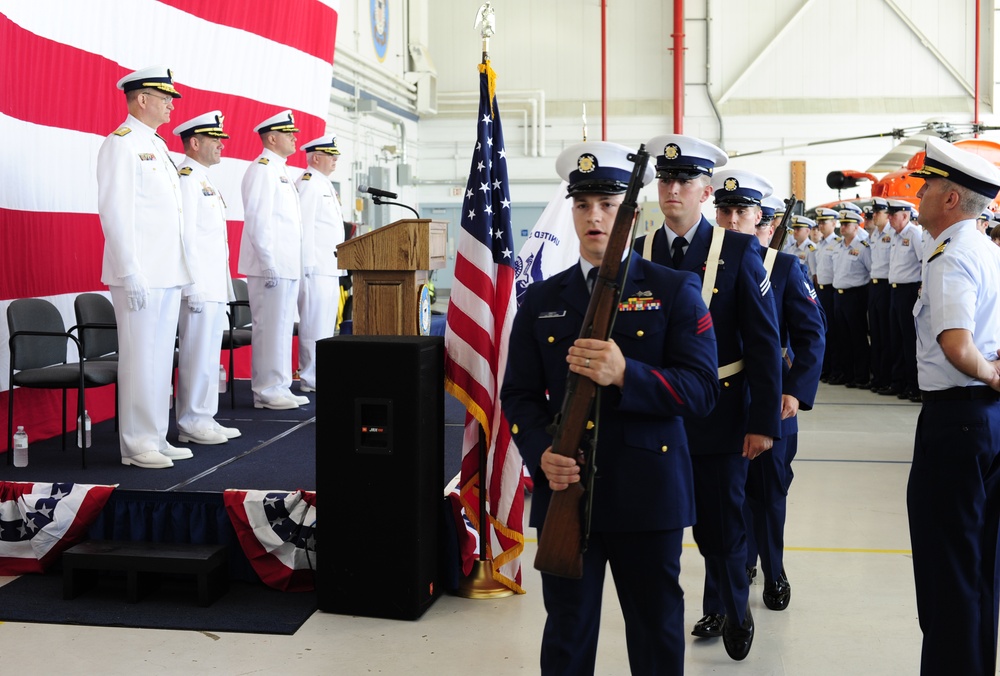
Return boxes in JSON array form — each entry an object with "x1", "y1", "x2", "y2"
[{"x1": 522, "y1": 539, "x2": 911, "y2": 554}]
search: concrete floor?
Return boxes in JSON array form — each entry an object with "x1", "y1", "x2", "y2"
[{"x1": 0, "y1": 383, "x2": 929, "y2": 674}]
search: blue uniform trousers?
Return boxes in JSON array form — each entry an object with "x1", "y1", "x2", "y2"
[
  {"x1": 868, "y1": 279, "x2": 892, "y2": 389},
  {"x1": 540, "y1": 529, "x2": 685, "y2": 676},
  {"x1": 908, "y1": 398, "x2": 1000, "y2": 676},
  {"x1": 693, "y1": 453, "x2": 750, "y2": 624},
  {"x1": 744, "y1": 433, "x2": 797, "y2": 581},
  {"x1": 817, "y1": 284, "x2": 839, "y2": 379},
  {"x1": 890, "y1": 282, "x2": 920, "y2": 392},
  {"x1": 833, "y1": 284, "x2": 870, "y2": 384}
]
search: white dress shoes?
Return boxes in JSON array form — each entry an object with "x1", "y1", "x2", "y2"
[
  {"x1": 122, "y1": 451, "x2": 173, "y2": 469},
  {"x1": 178, "y1": 429, "x2": 228, "y2": 445},
  {"x1": 254, "y1": 397, "x2": 299, "y2": 410},
  {"x1": 212, "y1": 423, "x2": 241, "y2": 439},
  {"x1": 299, "y1": 384, "x2": 316, "y2": 393},
  {"x1": 290, "y1": 395, "x2": 310, "y2": 405},
  {"x1": 160, "y1": 445, "x2": 194, "y2": 460}
]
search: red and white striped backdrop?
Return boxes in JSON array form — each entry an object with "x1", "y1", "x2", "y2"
[{"x1": 0, "y1": 0, "x2": 338, "y2": 442}]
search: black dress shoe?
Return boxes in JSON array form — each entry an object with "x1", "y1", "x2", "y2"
[
  {"x1": 844, "y1": 381, "x2": 858, "y2": 388},
  {"x1": 692, "y1": 613, "x2": 725, "y2": 638},
  {"x1": 854, "y1": 381, "x2": 871, "y2": 389},
  {"x1": 722, "y1": 606, "x2": 754, "y2": 661},
  {"x1": 878, "y1": 385, "x2": 902, "y2": 396},
  {"x1": 907, "y1": 389, "x2": 923, "y2": 403},
  {"x1": 746, "y1": 566, "x2": 757, "y2": 584},
  {"x1": 869, "y1": 383, "x2": 883, "y2": 393},
  {"x1": 826, "y1": 375, "x2": 846, "y2": 385},
  {"x1": 763, "y1": 572, "x2": 791, "y2": 611}
]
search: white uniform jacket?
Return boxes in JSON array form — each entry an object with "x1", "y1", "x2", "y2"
[
  {"x1": 177, "y1": 158, "x2": 234, "y2": 303},
  {"x1": 97, "y1": 114, "x2": 191, "y2": 288},
  {"x1": 238, "y1": 148, "x2": 302, "y2": 279},
  {"x1": 296, "y1": 169, "x2": 346, "y2": 277}
]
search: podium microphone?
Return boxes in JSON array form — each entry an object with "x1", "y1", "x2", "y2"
[{"x1": 359, "y1": 184, "x2": 398, "y2": 200}]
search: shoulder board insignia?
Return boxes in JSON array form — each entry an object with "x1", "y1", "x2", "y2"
[
  {"x1": 806, "y1": 242, "x2": 816, "y2": 250},
  {"x1": 861, "y1": 240, "x2": 870, "y2": 247},
  {"x1": 927, "y1": 238, "x2": 951, "y2": 264},
  {"x1": 112, "y1": 127, "x2": 132, "y2": 137},
  {"x1": 835, "y1": 236, "x2": 843, "y2": 242},
  {"x1": 178, "y1": 166, "x2": 193, "y2": 176},
  {"x1": 301, "y1": 172, "x2": 312, "y2": 181},
  {"x1": 257, "y1": 157, "x2": 270, "y2": 165}
]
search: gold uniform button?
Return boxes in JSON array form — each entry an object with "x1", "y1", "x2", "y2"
[
  {"x1": 511, "y1": 424, "x2": 519, "y2": 434},
  {"x1": 713, "y1": 288, "x2": 719, "y2": 294},
  {"x1": 838, "y1": 289, "x2": 844, "y2": 294},
  {"x1": 547, "y1": 336, "x2": 554, "y2": 343},
  {"x1": 586, "y1": 420, "x2": 595, "y2": 430},
  {"x1": 723, "y1": 381, "x2": 730, "y2": 388},
  {"x1": 636, "y1": 330, "x2": 644, "y2": 338},
  {"x1": 661, "y1": 445, "x2": 668, "y2": 453}
]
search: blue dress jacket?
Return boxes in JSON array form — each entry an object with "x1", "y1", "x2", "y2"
[{"x1": 501, "y1": 253, "x2": 719, "y2": 532}]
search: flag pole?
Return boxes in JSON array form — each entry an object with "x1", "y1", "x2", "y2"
[{"x1": 456, "y1": 1, "x2": 514, "y2": 600}]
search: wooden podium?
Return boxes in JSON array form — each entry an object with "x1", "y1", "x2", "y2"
[{"x1": 337, "y1": 218, "x2": 447, "y2": 335}]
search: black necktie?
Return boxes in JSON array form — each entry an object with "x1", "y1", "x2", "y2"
[
  {"x1": 671, "y1": 236, "x2": 687, "y2": 269},
  {"x1": 586, "y1": 268, "x2": 598, "y2": 293}
]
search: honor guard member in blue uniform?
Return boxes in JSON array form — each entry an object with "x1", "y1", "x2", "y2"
[
  {"x1": 173, "y1": 111, "x2": 240, "y2": 445},
  {"x1": 501, "y1": 141, "x2": 720, "y2": 675},
  {"x1": 832, "y1": 210, "x2": 872, "y2": 388},
  {"x1": 712, "y1": 172, "x2": 826, "y2": 612},
  {"x1": 906, "y1": 137, "x2": 1000, "y2": 676},
  {"x1": 866, "y1": 198, "x2": 893, "y2": 393},
  {"x1": 97, "y1": 66, "x2": 194, "y2": 469},
  {"x1": 760, "y1": 195, "x2": 784, "y2": 226},
  {"x1": 788, "y1": 215, "x2": 818, "y2": 279},
  {"x1": 886, "y1": 199, "x2": 923, "y2": 402},
  {"x1": 295, "y1": 134, "x2": 346, "y2": 393},
  {"x1": 239, "y1": 110, "x2": 308, "y2": 411},
  {"x1": 637, "y1": 135, "x2": 782, "y2": 661},
  {"x1": 814, "y1": 207, "x2": 842, "y2": 383}
]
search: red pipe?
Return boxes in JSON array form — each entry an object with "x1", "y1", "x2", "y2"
[
  {"x1": 974, "y1": 0, "x2": 981, "y2": 136},
  {"x1": 672, "y1": 0, "x2": 685, "y2": 133},
  {"x1": 601, "y1": 0, "x2": 607, "y2": 141}
]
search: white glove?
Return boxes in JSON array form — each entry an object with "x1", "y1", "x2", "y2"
[
  {"x1": 303, "y1": 266, "x2": 316, "y2": 278},
  {"x1": 263, "y1": 268, "x2": 278, "y2": 288},
  {"x1": 122, "y1": 272, "x2": 149, "y2": 311},
  {"x1": 186, "y1": 292, "x2": 205, "y2": 313}
]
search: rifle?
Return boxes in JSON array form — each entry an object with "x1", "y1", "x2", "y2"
[
  {"x1": 533, "y1": 144, "x2": 650, "y2": 579},
  {"x1": 768, "y1": 195, "x2": 797, "y2": 251}
]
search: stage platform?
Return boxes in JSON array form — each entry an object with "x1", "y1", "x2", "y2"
[{"x1": 0, "y1": 380, "x2": 466, "y2": 582}]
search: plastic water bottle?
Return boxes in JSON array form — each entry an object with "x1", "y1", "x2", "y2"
[
  {"x1": 77, "y1": 410, "x2": 92, "y2": 449},
  {"x1": 219, "y1": 364, "x2": 227, "y2": 393},
  {"x1": 13, "y1": 426, "x2": 28, "y2": 467}
]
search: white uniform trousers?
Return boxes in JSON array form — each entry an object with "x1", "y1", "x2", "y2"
[
  {"x1": 109, "y1": 285, "x2": 182, "y2": 459},
  {"x1": 176, "y1": 300, "x2": 226, "y2": 434},
  {"x1": 247, "y1": 276, "x2": 299, "y2": 403},
  {"x1": 297, "y1": 275, "x2": 340, "y2": 389}
]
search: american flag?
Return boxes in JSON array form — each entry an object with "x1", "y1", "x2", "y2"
[
  {"x1": 444, "y1": 61, "x2": 524, "y2": 594},
  {"x1": 0, "y1": 481, "x2": 115, "y2": 575},
  {"x1": 0, "y1": 0, "x2": 337, "y2": 443},
  {"x1": 223, "y1": 489, "x2": 317, "y2": 592}
]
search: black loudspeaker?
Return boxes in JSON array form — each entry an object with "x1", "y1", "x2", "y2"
[{"x1": 315, "y1": 335, "x2": 444, "y2": 620}]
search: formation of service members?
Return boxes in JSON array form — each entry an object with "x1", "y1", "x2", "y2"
[{"x1": 98, "y1": 66, "x2": 344, "y2": 467}]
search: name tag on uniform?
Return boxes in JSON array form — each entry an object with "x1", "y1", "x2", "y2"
[
  {"x1": 138, "y1": 153, "x2": 156, "y2": 161},
  {"x1": 279, "y1": 176, "x2": 290, "y2": 183},
  {"x1": 619, "y1": 297, "x2": 661, "y2": 311},
  {"x1": 538, "y1": 311, "x2": 565, "y2": 319}
]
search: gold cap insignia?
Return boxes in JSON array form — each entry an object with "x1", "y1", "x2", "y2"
[
  {"x1": 723, "y1": 177, "x2": 738, "y2": 192},
  {"x1": 664, "y1": 143, "x2": 680, "y2": 160},
  {"x1": 577, "y1": 153, "x2": 597, "y2": 173}
]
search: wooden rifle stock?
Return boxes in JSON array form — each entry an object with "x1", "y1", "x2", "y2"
[
  {"x1": 768, "y1": 195, "x2": 797, "y2": 251},
  {"x1": 533, "y1": 145, "x2": 650, "y2": 578}
]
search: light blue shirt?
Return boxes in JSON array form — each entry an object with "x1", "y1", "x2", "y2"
[
  {"x1": 815, "y1": 234, "x2": 840, "y2": 285},
  {"x1": 791, "y1": 239, "x2": 817, "y2": 278},
  {"x1": 888, "y1": 223, "x2": 923, "y2": 284},
  {"x1": 869, "y1": 225, "x2": 893, "y2": 279},
  {"x1": 832, "y1": 237, "x2": 871, "y2": 289},
  {"x1": 915, "y1": 220, "x2": 1000, "y2": 390}
]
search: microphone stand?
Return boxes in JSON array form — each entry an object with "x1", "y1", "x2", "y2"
[{"x1": 371, "y1": 195, "x2": 421, "y2": 219}]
